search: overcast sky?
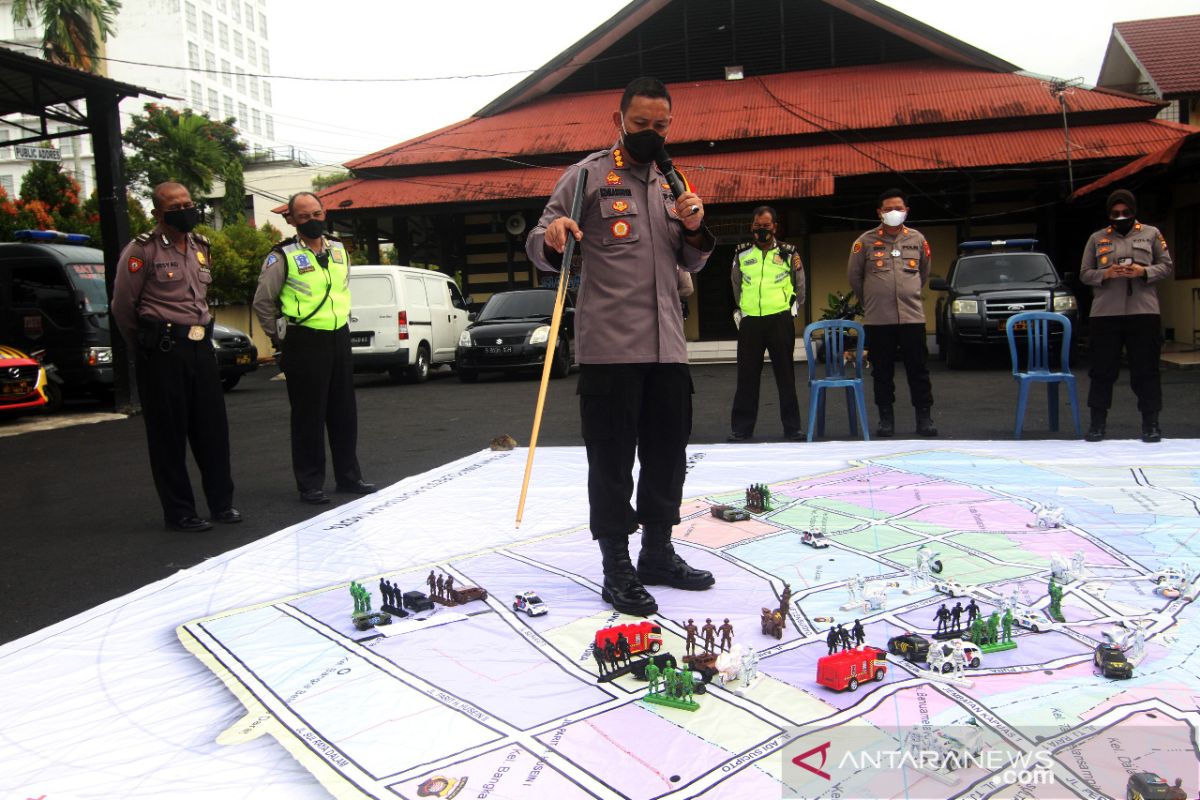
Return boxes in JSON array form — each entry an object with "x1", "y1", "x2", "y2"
[{"x1": 269, "y1": 0, "x2": 1198, "y2": 170}]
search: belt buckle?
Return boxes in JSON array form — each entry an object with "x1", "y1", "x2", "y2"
[{"x1": 187, "y1": 325, "x2": 206, "y2": 342}]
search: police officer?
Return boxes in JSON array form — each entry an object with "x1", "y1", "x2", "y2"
[
  {"x1": 1080, "y1": 189, "x2": 1174, "y2": 443},
  {"x1": 112, "y1": 182, "x2": 239, "y2": 532},
  {"x1": 252, "y1": 191, "x2": 375, "y2": 504},
  {"x1": 528, "y1": 77, "x2": 715, "y2": 617},
  {"x1": 728, "y1": 206, "x2": 805, "y2": 441},
  {"x1": 848, "y1": 188, "x2": 936, "y2": 437}
]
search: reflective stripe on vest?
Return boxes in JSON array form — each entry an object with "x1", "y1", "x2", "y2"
[
  {"x1": 277, "y1": 239, "x2": 351, "y2": 330},
  {"x1": 738, "y1": 246, "x2": 792, "y2": 317}
]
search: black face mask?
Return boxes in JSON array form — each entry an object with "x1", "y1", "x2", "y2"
[
  {"x1": 753, "y1": 228, "x2": 773, "y2": 244},
  {"x1": 1111, "y1": 217, "x2": 1135, "y2": 235},
  {"x1": 163, "y1": 206, "x2": 201, "y2": 233},
  {"x1": 296, "y1": 218, "x2": 325, "y2": 239},
  {"x1": 622, "y1": 128, "x2": 665, "y2": 164}
]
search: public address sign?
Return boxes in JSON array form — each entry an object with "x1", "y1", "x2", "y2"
[{"x1": 15, "y1": 145, "x2": 61, "y2": 162}]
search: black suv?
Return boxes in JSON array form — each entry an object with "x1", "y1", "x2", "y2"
[{"x1": 930, "y1": 240, "x2": 1077, "y2": 369}]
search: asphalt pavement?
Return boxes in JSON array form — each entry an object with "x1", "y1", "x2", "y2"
[{"x1": 3, "y1": 355, "x2": 1198, "y2": 645}]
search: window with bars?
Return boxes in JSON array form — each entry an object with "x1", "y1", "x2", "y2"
[
  {"x1": 262, "y1": 81, "x2": 272, "y2": 107},
  {"x1": 251, "y1": 109, "x2": 261, "y2": 135},
  {"x1": 224, "y1": 95, "x2": 234, "y2": 119},
  {"x1": 0, "y1": 175, "x2": 13, "y2": 196},
  {"x1": 188, "y1": 42, "x2": 200, "y2": 69},
  {"x1": 208, "y1": 88, "x2": 219, "y2": 116},
  {"x1": 231, "y1": 1, "x2": 240, "y2": 22},
  {"x1": 265, "y1": 114, "x2": 274, "y2": 140},
  {"x1": 236, "y1": 71, "x2": 245, "y2": 93},
  {"x1": 202, "y1": 13, "x2": 213, "y2": 42},
  {"x1": 221, "y1": 58, "x2": 232, "y2": 86},
  {"x1": 234, "y1": 31, "x2": 243, "y2": 58},
  {"x1": 261, "y1": 49, "x2": 269, "y2": 72},
  {"x1": 205, "y1": 49, "x2": 215, "y2": 72},
  {"x1": 219, "y1": 21, "x2": 228, "y2": 49},
  {"x1": 238, "y1": 102, "x2": 247, "y2": 125},
  {"x1": 247, "y1": 45, "x2": 256, "y2": 67},
  {"x1": 191, "y1": 81, "x2": 203, "y2": 109},
  {"x1": 245, "y1": 3, "x2": 254, "y2": 31},
  {"x1": 249, "y1": 77, "x2": 258, "y2": 100},
  {"x1": 185, "y1": 2, "x2": 197, "y2": 31},
  {"x1": 259, "y1": 13, "x2": 268, "y2": 37}
]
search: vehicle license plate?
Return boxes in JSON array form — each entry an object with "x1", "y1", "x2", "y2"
[
  {"x1": 236, "y1": 354, "x2": 251, "y2": 365},
  {"x1": 485, "y1": 345, "x2": 512, "y2": 355},
  {"x1": 350, "y1": 332, "x2": 372, "y2": 347},
  {"x1": 2, "y1": 380, "x2": 30, "y2": 395},
  {"x1": 1013, "y1": 321, "x2": 1028, "y2": 332}
]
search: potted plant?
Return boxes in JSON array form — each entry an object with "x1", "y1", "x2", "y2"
[{"x1": 815, "y1": 291, "x2": 864, "y2": 363}]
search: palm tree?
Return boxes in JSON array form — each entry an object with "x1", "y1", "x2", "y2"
[{"x1": 11, "y1": 0, "x2": 121, "y2": 72}]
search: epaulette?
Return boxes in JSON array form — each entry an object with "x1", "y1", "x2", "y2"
[
  {"x1": 326, "y1": 234, "x2": 342, "y2": 243},
  {"x1": 778, "y1": 241, "x2": 797, "y2": 254},
  {"x1": 133, "y1": 232, "x2": 153, "y2": 244},
  {"x1": 734, "y1": 241, "x2": 755, "y2": 253},
  {"x1": 192, "y1": 232, "x2": 210, "y2": 246}
]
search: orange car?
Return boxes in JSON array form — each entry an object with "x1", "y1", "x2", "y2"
[{"x1": 0, "y1": 344, "x2": 55, "y2": 412}]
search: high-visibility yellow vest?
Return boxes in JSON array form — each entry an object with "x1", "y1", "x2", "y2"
[
  {"x1": 277, "y1": 237, "x2": 351, "y2": 330},
  {"x1": 737, "y1": 244, "x2": 793, "y2": 317}
]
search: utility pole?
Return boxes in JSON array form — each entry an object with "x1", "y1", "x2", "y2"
[{"x1": 1048, "y1": 78, "x2": 1084, "y2": 195}]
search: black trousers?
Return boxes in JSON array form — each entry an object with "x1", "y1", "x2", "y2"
[
  {"x1": 731, "y1": 310, "x2": 801, "y2": 437},
  {"x1": 578, "y1": 363, "x2": 692, "y2": 540},
  {"x1": 282, "y1": 324, "x2": 362, "y2": 493},
  {"x1": 1087, "y1": 314, "x2": 1162, "y2": 414},
  {"x1": 864, "y1": 323, "x2": 933, "y2": 409},
  {"x1": 135, "y1": 336, "x2": 234, "y2": 522}
]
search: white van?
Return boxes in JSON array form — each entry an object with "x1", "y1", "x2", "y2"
[{"x1": 348, "y1": 265, "x2": 470, "y2": 382}]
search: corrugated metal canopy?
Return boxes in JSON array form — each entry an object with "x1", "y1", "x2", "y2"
[
  {"x1": 0, "y1": 45, "x2": 163, "y2": 119},
  {"x1": 320, "y1": 119, "x2": 1192, "y2": 211},
  {"x1": 348, "y1": 61, "x2": 1159, "y2": 172}
]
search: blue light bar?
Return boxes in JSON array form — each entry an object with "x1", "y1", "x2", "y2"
[
  {"x1": 959, "y1": 238, "x2": 1038, "y2": 251},
  {"x1": 13, "y1": 229, "x2": 92, "y2": 244}
]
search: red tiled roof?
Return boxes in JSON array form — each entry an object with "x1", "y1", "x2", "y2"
[
  {"x1": 1114, "y1": 15, "x2": 1200, "y2": 96},
  {"x1": 347, "y1": 60, "x2": 1158, "y2": 171},
  {"x1": 1071, "y1": 129, "x2": 1200, "y2": 199},
  {"x1": 319, "y1": 120, "x2": 1192, "y2": 211}
]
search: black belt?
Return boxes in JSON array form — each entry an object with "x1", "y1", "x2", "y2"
[{"x1": 138, "y1": 320, "x2": 213, "y2": 351}]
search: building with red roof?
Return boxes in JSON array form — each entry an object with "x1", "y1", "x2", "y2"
[
  {"x1": 1098, "y1": 14, "x2": 1200, "y2": 125},
  {"x1": 312, "y1": 0, "x2": 1198, "y2": 345}
]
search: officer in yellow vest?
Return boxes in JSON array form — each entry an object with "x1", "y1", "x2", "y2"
[
  {"x1": 728, "y1": 206, "x2": 805, "y2": 441},
  {"x1": 252, "y1": 191, "x2": 376, "y2": 504}
]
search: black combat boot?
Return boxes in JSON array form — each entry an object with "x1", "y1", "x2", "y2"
[
  {"x1": 916, "y1": 407, "x2": 938, "y2": 437},
  {"x1": 636, "y1": 524, "x2": 716, "y2": 590},
  {"x1": 597, "y1": 535, "x2": 658, "y2": 616},
  {"x1": 1085, "y1": 408, "x2": 1106, "y2": 442},
  {"x1": 876, "y1": 405, "x2": 895, "y2": 438},
  {"x1": 1141, "y1": 412, "x2": 1162, "y2": 444}
]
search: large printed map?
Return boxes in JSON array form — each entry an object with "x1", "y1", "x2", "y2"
[{"x1": 179, "y1": 450, "x2": 1200, "y2": 800}]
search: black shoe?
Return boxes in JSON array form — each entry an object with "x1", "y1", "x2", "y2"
[
  {"x1": 876, "y1": 406, "x2": 895, "y2": 438},
  {"x1": 1085, "y1": 409, "x2": 1106, "y2": 442},
  {"x1": 213, "y1": 507, "x2": 242, "y2": 524},
  {"x1": 597, "y1": 535, "x2": 658, "y2": 616},
  {"x1": 300, "y1": 489, "x2": 330, "y2": 505},
  {"x1": 916, "y1": 407, "x2": 938, "y2": 437},
  {"x1": 166, "y1": 516, "x2": 212, "y2": 532},
  {"x1": 726, "y1": 432, "x2": 751, "y2": 442},
  {"x1": 636, "y1": 525, "x2": 716, "y2": 591},
  {"x1": 783, "y1": 430, "x2": 804, "y2": 442},
  {"x1": 1141, "y1": 414, "x2": 1162, "y2": 444},
  {"x1": 337, "y1": 480, "x2": 378, "y2": 494}
]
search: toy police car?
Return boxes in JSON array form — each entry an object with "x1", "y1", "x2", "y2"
[
  {"x1": 1126, "y1": 771, "x2": 1180, "y2": 799},
  {"x1": 1013, "y1": 609, "x2": 1055, "y2": 633},
  {"x1": 801, "y1": 529, "x2": 830, "y2": 548},
  {"x1": 512, "y1": 591, "x2": 547, "y2": 616},
  {"x1": 1093, "y1": 643, "x2": 1133, "y2": 679}
]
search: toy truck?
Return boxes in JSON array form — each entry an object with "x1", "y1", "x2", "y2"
[
  {"x1": 816, "y1": 646, "x2": 888, "y2": 692},
  {"x1": 595, "y1": 621, "x2": 663, "y2": 657}
]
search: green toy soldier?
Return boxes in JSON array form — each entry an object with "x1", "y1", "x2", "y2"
[
  {"x1": 970, "y1": 615, "x2": 986, "y2": 645},
  {"x1": 1002, "y1": 609, "x2": 1013, "y2": 642},
  {"x1": 663, "y1": 667, "x2": 678, "y2": 698},
  {"x1": 645, "y1": 662, "x2": 660, "y2": 694},
  {"x1": 986, "y1": 612, "x2": 1000, "y2": 645},
  {"x1": 1048, "y1": 577, "x2": 1063, "y2": 619},
  {"x1": 678, "y1": 669, "x2": 694, "y2": 702}
]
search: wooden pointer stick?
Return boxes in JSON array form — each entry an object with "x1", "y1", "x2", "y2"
[{"x1": 516, "y1": 170, "x2": 587, "y2": 527}]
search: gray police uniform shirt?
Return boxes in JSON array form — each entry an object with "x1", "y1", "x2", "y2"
[
  {"x1": 112, "y1": 226, "x2": 214, "y2": 344},
  {"x1": 847, "y1": 226, "x2": 931, "y2": 326},
  {"x1": 526, "y1": 144, "x2": 714, "y2": 364},
  {"x1": 1079, "y1": 222, "x2": 1173, "y2": 318}
]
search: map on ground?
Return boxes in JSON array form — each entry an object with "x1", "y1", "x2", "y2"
[{"x1": 179, "y1": 450, "x2": 1200, "y2": 799}]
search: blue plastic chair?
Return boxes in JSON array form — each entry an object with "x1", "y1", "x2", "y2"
[
  {"x1": 1005, "y1": 311, "x2": 1081, "y2": 439},
  {"x1": 802, "y1": 320, "x2": 870, "y2": 442}
]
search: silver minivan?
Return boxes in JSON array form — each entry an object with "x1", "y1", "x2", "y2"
[{"x1": 348, "y1": 265, "x2": 470, "y2": 382}]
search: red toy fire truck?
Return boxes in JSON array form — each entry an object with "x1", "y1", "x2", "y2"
[
  {"x1": 595, "y1": 621, "x2": 663, "y2": 656},
  {"x1": 816, "y1": 646, "x2": 888, "y2": 692}
]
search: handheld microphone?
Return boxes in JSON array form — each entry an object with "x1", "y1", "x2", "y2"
[{"x1": 654, "y1": 149, "x2": 700, "y2": 217}]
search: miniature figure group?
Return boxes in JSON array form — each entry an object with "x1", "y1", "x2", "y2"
[
  {"x1": 683, "y1": 617, "x2": 733, "y2": 656},
  {"x1": 826, "y1": 620, "x2": 866, "y2": 654},
  {"x1": 969, "y1": 609, "x2": 1013, "y2": 648},
  {"x1": 645, "y1": 663, "x2": 697, "y2": 707},
  {"x1": 348, "y1": 581, "x2": 372, "y2": 614},
  {"x1": 378, "y1": 578, "x2": 406, "y2": 614},
  {"x1": 745, "y1": 484, "x2": 772, "y2": 513},
  {"x1": 427, "y1": 570, "x2": 455, "y2": 603},
  {"x1": 933, "y1": 599, "x2": 979, "y2": 635},
  {"x1": 593, "y1": 632, "x2": 633, "y2": 676}
]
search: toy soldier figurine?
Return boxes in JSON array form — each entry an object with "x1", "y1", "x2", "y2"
[
  {"x1": 679, "y1": 670, "x2": 694, "y2": 702},
  {"x1": 934, "y1": 604, "x2": 949, "y2": 634},
  {"x1": 616, "y1": 632, "x2": 632, "y2": 664},
  {"x1": 1001, "y1": 609, "x2": 1013, "y2": 642},
  {"x1": 444, "y1": 575, "x2": 455, "y2": 599},
  {"x1": 427, "y1": 570, "x2": 437, "y2": 598},
  {"x1": 986, "y1": 612, "x2": 1000, "y2": 645},
  {"x1": 702, "y1": 618, "x2": 717, "y2": 654},
  {"x1": 966, "y1": 598, "x2": 980, "y2": 624},
  {"x1": 718, "y1": 618, "x2": 733, "y2": 652},
  {"x1": 970, "y1": 615, "x2": 986, "y2": 645},
  {"x1": 378, "y1": 579, "x2": 390, "y2": 609},
  {"x1": 594, "y1": 645, "x2": 609, "y2": 676},
  {"x1": 838, "y1": 624, "x2": 852, "y2": 651},
  {"x1": 779, "y1": 583, "x2": 793, "y2": 618},
  {"x1": 435, "y1": 574, "x2": 444, "y2": 601},
  {"x1": 826, "y1": 626, "x2": 839, "y2": 655},
  {"x1": 604, "y1": 640, "x2": 619, "y2": 669},
  {"x1": 645, "y1": 662, "x2": 660, "y2": 694},
  {"x1": 852, "y1": 619, "x2": 865, "y2": 647},
  {"x1": 1048, "y1": 577, "x2": 1063, "y2": 619},
  {"x1": 950, "y1": 602, "x2": 963, "y2": 632},
  {"x1": 663, "y1": 667, "x2": 678, "y2": 699},
  {"x1": 684, "y1": 618, "x2": 698, "y2": 656}
]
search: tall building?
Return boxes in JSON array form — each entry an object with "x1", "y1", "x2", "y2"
[{"x1": 0, "y1": 0, "x2": 277, "y2": 200}]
